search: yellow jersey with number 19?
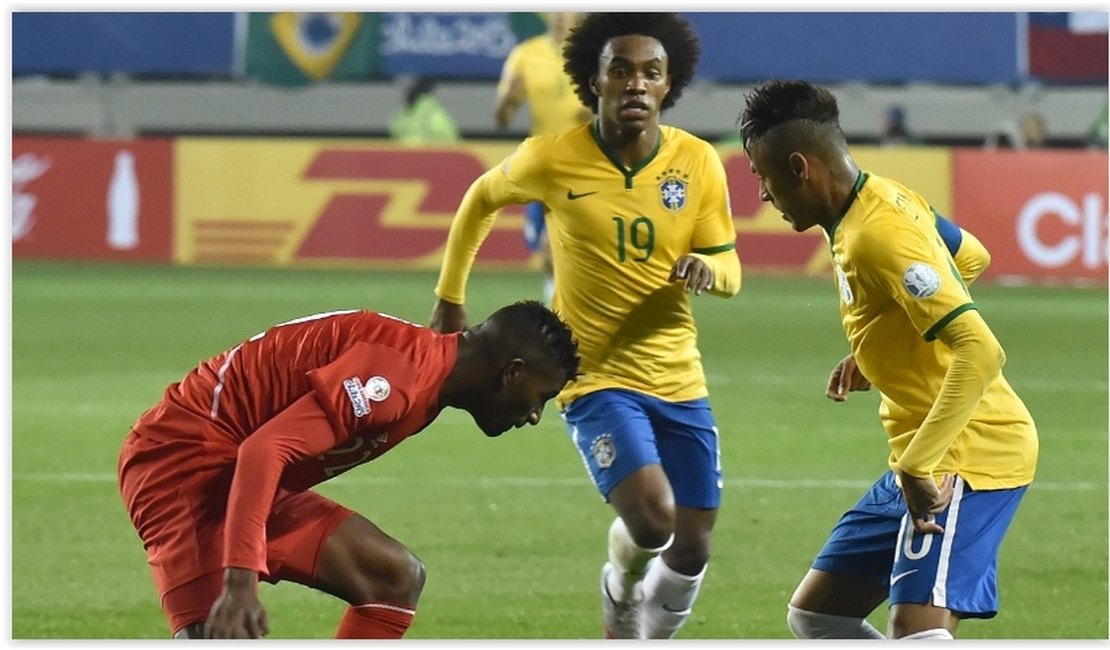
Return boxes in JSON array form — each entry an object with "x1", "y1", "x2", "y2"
[
  {"x1": 436, "y1": 121, "x2": 740, "y2": 407},
  {"x1": 826, "y1": 171, "x2": 1038, "y2": 490}
]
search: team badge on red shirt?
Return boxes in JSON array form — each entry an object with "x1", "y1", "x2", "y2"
[{"x1": 362, "y1": 376, "x2": 391, "y2": 402}]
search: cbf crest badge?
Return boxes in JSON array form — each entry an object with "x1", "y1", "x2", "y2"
[
  {"x1": 592, "y1": 433, "x2": 616, "y2": 469},
  {"x1": 657, "y1": 168, "x2": 689, "y2": 212}
]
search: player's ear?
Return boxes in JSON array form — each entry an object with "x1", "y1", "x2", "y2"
[
  {"x1": 589, "y1": 74, "x2": 599, "y2": 97},
  {"x1": 500, "y1": 358, "x2": 526, "y2": 388},
  {"x1": 788, "y1": 152, "x2": 809, "y2": 181}
]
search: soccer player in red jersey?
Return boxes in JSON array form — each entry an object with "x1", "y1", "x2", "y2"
[{"x1": 117, "y1": 301, "x2": 579, "y2": 639}]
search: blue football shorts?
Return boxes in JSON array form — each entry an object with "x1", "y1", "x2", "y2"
[
  {"x1": 561, "y1": 388, "x2": 722, "y2": 509},
  {"x1": 811, "y1": 470, "x2": 1028, "y2": 618},
  {"x1": 522, "y1": 201, "x2": 546, "y2": 252}
]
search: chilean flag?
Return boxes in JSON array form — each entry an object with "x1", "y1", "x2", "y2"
[{"x1": 1027, "y1": 12, "x2": 1108, "y2": 82}]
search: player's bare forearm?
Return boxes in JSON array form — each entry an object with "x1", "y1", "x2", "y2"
[{"x1": 430, "y1": 298, "x2": 468, "y2": 333}]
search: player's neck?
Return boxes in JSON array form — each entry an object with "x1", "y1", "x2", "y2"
[
  {"x1": 439, "y1": 330, "x2": 481, "y2": 410},
  {"x1": 597, "y1": 119, "x2": 660, "y2": 169}
]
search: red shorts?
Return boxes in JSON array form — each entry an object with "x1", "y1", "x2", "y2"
[{"x1": 118, "y1": 412, "x2": 354, "y2": 634}]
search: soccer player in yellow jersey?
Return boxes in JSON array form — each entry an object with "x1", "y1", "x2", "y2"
[
  {"x1": 432, "y1": 13, "x2": 741, "y2": 639},
  {"x1": 740, "y1": 79, "x2": 1038, "y2": 640},
  {"x1": 495, "y1": 12, "x2": 593, "y2": 305}
]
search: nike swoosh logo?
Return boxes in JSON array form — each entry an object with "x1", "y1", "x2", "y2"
[
  {"x1": 890, "y1": 569, "x2": 918, "y2": 586},
  {"x1": 566, "y1": 189, "x2": 598, "y2": 200},
  {"x1": 661, "y1": 603, "x2": 688, "y2": 613}
]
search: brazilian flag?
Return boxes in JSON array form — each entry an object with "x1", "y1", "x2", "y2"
[{"x1": 246, "y1": 12, "x2": 383, "y2": 85}]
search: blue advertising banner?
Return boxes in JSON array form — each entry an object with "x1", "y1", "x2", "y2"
[
  {"x1": 684, "y1": 12, "x2": 1021, "y2": 84},
  {"x1": 380, "y1": 12, "x2": 518, "y2": 78},
  {"x1": 13, "y1": 12, "x2": 235, "y2": 76}
]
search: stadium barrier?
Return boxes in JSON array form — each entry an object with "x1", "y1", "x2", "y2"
[{"x1": 12, "y1": 136, "x2": 1107, "y2": 285}]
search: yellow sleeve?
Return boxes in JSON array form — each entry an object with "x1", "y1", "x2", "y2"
[
  {"x1": 893, "y1": 308, "x2": 1005, "y2": 477},
  {"x1": 953, "y1": 227, "x2": 991, "y2": 285},
  {"x1": 434, "y1": 144, "x2": 538, "y2": 304},
  {"x1": 497, "y1": 45, "x2": 525, "y2": 97},
  {"x1": 690, "y1": 251, "x2": 741, "y2": 297},
  {"x1": 690, "y1": 140, "x2": 741, "y2": 297}
]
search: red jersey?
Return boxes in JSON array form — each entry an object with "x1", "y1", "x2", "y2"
[{"x1": 126, "y1": 309, "x2": 459, "y2": 574}]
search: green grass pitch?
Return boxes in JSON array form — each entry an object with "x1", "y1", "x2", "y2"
[{"x1": 11, "y1": 260, "x2": 1107, "y2": 638}]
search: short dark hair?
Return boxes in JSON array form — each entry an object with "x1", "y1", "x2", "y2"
[
  {"x1": 487, "y1": 300, "x2": 580, "y2": 380},
  {"x1": 739, "y1": 79, "x2": 841, "y2": 148},
  {"x1": 563, "y1": 13, "x2": 700, "y2": 113}
]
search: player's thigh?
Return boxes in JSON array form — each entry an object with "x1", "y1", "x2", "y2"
[
  {"x1": 313, "y1": 514, "x2": 426, "y2": 606},
  {"x1": 564, "y1": 389, "x2": 666, "y2": 503},
  {"x1": 266, "y1": 490, "x2": 423, "y2": 605},
  {"x1": 888, "y1": 476, "x2": 1027, "y2": 633},
  {"x1": 651, "y1": 397, "x2": 722, "y2": 510},
  {"x1": 790, "y1": 568, "x2": 889, "y2": 619},
  {"x1": 262, "y1": 489, "x2": 356, "y2": 590},
  {"x1": 801, "y1": 472, "x2": 905, "y2": 615},
  {"x1": 523, "y1": 201, "x2": 547, "y2": 251},
  {"x1": 163, "y1": 572, "x2": 224, "y2": 638}
]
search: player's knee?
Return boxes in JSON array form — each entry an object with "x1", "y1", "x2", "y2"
[
  {"x1": 623, "y1": 507, "x2": 675, "y2": 551},
  {"x1": 787, "y1": 604, "x2": 883, "y2": 639},
  {"x1": 348, "y1": 544, "x2": 426, "y2": 606},
  {"x1": 172, "y1": 622, "x2": 206, "y2": 639}
]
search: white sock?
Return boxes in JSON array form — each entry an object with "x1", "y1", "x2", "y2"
[
  {"x1": 606, "y1": 517, "x2": 671, "y2": 602},
  {"x1": 640, "y1": 557, "x2": 706, "y2": 639},
  {"x1": 901, "y1": 628, "x2": 954, "y2": 639},
  {"x1": 543, "y1": 277, "x2": 555, "y2": 306},
  {"x1": 787, "y1": 604, "x2": 886, "y2": 639}
]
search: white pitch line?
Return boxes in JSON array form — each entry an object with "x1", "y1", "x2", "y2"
[{"x1": 11, "y1": 473, "x2": 1102, "y2": 492}]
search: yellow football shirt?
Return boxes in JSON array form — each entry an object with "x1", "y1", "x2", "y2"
[
  {"x1": 826, "y1": 171, "x2": 1038, "y2": 489},
  {"x1": 437, "y1": 121, "x2": 740, "y2": 406},
  {"x1": 498, "y1": 35, "x2": 587, "y2": 136}
]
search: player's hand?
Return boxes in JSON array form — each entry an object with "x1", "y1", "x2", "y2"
[
  {"x1": 826, "y1": 354, "x2": 871, "y2": 402},
  {"x1": 430, "y1": 298, "x2": 468, "y2": 333},
  {"x1": 669, "y1": 255, "x2": 713, "y2": 295},
  {"x1": 205, "y1": 568, "x2": 269, "y2": 639},
  {"x1": 897, "y1": 470, "x2": 954, "y2": 535}
]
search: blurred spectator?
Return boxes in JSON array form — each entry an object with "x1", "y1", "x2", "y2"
[
  {"x1": 879, "y1": 105, "x2": 917, "y2": 146},
  {"x1": 494, "y1": 12, "x2": 591, "y2": 305},
  {"x1": 1088, "y1": 101, "x2": 1108, "y2": 149},
  {"x1": 1020, "y1": 111, "x2": 1047, "y2": 148},
  {"x1": 389, "y1": 77, "x2": 460, "y2": 146},
  {"x1": 984, "y1": 111, "x2": 1047, "y2": 150}
]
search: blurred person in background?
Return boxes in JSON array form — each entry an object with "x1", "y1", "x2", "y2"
[
  {"x1": 495, "y1": 12, "x2": 592, "y2": 305},
  {"x1": 389, "y1": 76, "x2": 460, "y2": 146},
  {"x1": 984, "y1": 111, "x2": 1047, "y2": 150},
  {"x1": 432, "y1": 13, "x2": 740, "y2": 639},
  {"x1": 741, "y1": 79, "x2": 1038, "y2": 640},
  {"x1": 119, "y1": 302, "x2": 578, "y2": 639},
  {"x1": 879, "y1": 104, "x2": 917, "y2": 147},
  {"x1": 1019, "y1": 111, "x2": 1047, "y2": 148},
  {"x1": 1088, "y1": 100, "x2": 1108, "y2": 149}
]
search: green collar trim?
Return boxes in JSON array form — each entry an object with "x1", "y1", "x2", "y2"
[{"x1": 591, "y1": 119, "x2": 662, "y2": 189}]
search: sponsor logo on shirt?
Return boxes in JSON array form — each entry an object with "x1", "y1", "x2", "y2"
[
  {"x1": 362, "y1": 376, "x2": 391, "y2": 402},
  {"x1": 903, "y1": 262, "x2": 942, "y2": 299},
  {"x1": 343, "y1": 376, "x2": 371, "y2": 418}
]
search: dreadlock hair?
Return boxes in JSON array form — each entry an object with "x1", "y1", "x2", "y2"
[
  {"x1": 486, "y1": 300, "x2": 581, "y2": 381},
  {"x1": 739, "y1": 79, "x2": 843, "y2": 150},
  {"x1": 563, "y1": 13, "x2": 700, "y2": 113}
]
